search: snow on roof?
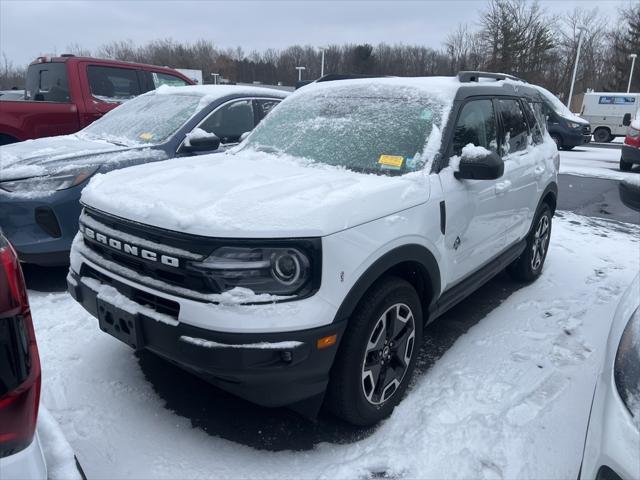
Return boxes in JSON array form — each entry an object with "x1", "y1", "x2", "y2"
[
  {"x1": 296, "y1": 76, "x2": 463, "y2": 102},
  {"x1": 153, "y1": 84, "x2": 289, "y2": 99}
]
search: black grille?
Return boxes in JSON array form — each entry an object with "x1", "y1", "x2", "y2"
[
  {"x1": 81, "y1": 264, "x2": 180, "y2": 318},
  {"x1": 81, "y1": 208, "x2": 219, "y2": 294},
  {"x1": 84, "y1": 241, "x2": 214, "y2": 293},
  {"x1": 582, "y1": 125, "x2": 591, "y2": 135}
]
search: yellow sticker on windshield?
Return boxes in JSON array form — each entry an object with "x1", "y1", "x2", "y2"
[
  {"x1": 139, "y1": 132, "x2": 154, "y2": 141},
  {"x1": 378, "y1": 155, "x2": 404, "y2": 169}
]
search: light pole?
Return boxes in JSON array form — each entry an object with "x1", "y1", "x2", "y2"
[
  {"x1": 319, "y1": 47, "x2": 326, "y2": 77},
  {"x1": 567, "y1": 26, "x2": 587, "y2": 109},
  {"x1": 295, "y1": 66, "x2": 306, "y2": 82},
  {"x1": 210, "y1": 73, "x2": 220, "y2": 85},
  {"x1": 628, "y1": 54, "x2": 638, "y2": 93}
]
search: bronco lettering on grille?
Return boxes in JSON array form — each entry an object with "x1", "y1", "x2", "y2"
[{"x1": 80, "y1": 224, "x2": 180, "y2": 268}]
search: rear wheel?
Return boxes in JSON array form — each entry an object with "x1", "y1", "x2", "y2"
[
  {"x1": 326, "y1": 277, "x2": 423, "y2": 426},
  {"x1": 593, "y1": 127, "x2": 611, "y2": 143},
  {"x1": 508, "y1": 204, "x2": 552, "y2": 282},
  {"x1": 620, "y1": 157, "x2": 633, "y2": 172}
]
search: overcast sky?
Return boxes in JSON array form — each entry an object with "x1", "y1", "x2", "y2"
[{"x1": 0, "y1": 0, "x2": 629, "y2": 67}]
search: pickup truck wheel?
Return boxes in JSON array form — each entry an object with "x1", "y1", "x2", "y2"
[
  {"x1": 620, "y1": 157, "x2": 633, "y2": 172},
  {"x1": 508, "y1": 204, "x2": 552, "y2": 282},
  {"x1": 326, "y1": 277, "x2": 423, "y2": 426}
]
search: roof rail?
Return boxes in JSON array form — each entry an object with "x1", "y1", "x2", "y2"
[
  {"x1": 60, "y1": 54, "x2": 75, "y2": 58},
  {"x1": 457, "y1": 71, "x2": 525, "y2": 83}
]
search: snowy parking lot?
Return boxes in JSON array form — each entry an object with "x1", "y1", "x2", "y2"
[{"x1": 28, "y1": 144, "x2": 639, "y2": 480}]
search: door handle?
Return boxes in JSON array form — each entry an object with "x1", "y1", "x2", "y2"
[
  {"x1": 495, "y1": 180, "x2": 511, "y2": 195},
  {"x1": 534, "y1": 166, "x2": 545, "y2": 179}
]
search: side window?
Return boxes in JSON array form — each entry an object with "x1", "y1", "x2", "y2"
[
  {"x1": 496, "y1": 98, "x2": 529, "y2": 155},
  {"x1": 87, "y1": 66, "x2": 141, "y2": 102},
  {"x1": 199, "y1": 100, "x2": 255, "y2": 144},
  {"x1": 152, "y1": 72, "x2": 189, "y2": 88},
  {"x1": 523, "y1": 101, "x2": 544, "y2": 145},
  {"x1": 254, "y1": 99, "x2": 280, "y2": 124},
  {"x1": 452, "y1": 99, "x2": 498, "y2": 157}
]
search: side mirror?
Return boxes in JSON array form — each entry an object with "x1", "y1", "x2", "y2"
[
  {"x1": 239, "y1": 131, "x2": 251, "y2": 142},
  {"x1": 622, "y1": 113, "x2": 632, "y2": 127},
  {"x1": 454, "y1": 150, "x2": 504, "y2": 180},
  {"x1": 182, "y1": 134, "x2": 221, "y2": 153}
]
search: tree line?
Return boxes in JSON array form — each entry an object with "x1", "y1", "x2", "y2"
[{"x1": 1, "y1": 0, "x2": 638, "y2": 102}]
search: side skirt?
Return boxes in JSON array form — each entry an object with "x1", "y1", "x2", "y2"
[{"x1": 430, "y1": 239, "x2": 526, "y2": 322}]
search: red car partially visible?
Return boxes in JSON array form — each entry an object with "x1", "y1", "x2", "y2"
[
  {"x1": 0, "y1": 233, "x2": 46, "y2": 478},
  {"x1": 621, "y1": 112, "x2": 640, "y2": 171}
]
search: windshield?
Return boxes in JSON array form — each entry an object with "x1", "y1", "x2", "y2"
[
  {"x1": 242, "y1": 84, "x2": 445, "y2": 174},
  {"x1": 82, "y1": 93, "x2": 202, "y2": 145}
]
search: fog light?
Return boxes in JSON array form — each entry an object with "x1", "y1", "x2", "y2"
[{"x1": 317, "y1": 334, "x2": 337, "y2": 350}]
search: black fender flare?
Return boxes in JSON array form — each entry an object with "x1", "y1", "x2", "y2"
[{"x1": 332, "y1": 244, "x2": 441, "y2": 325}]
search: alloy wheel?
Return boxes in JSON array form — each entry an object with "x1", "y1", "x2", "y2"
[
  {"x1": 531, "y1": 214, "x2": 550, "y2": 271},
  {"x1": 361, "y1": 303, "x2": 416, "y2": 406}
]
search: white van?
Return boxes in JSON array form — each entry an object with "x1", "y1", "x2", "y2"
[{"x1": 581, "y1": 92, "x2": 640, "y2": 142}]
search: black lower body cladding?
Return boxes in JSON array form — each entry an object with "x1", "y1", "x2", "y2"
[{"x1": 67, "y1": 269, "x2": 346, "y2": 409}]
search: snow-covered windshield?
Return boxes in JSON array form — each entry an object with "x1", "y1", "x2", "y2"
[
  {"x1": 82, "y1": 93, "x2": 202, "y2": 146},
  {"x1": 242, "y1": 84, "x2": 446, "y2": 174}
]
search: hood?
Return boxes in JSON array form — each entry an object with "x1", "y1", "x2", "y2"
[
  {"x1": 81, "y1": 150, "x2": 430, "y2": 238},
  {"x1": 0, "y1": 134, "x2": 165, "y2": 181}
]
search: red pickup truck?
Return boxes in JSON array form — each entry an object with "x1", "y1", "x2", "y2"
[{"x1": 0, "y1": 56, "x2": 194, "y2": 145}]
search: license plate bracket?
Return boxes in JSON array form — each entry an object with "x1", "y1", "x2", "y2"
[{"x1": 96, "y1": 298, "x2": 144, "y2": 350}]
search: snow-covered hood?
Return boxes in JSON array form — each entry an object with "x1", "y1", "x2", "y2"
[
  {"x1": 81, "y1": 150, "x2": 430, "y2": 238},
  {"x1": 0, "y1": 134, "x2": 164, "y2": 181}
]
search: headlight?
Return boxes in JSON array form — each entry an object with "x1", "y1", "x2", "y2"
[
  {"x1": 567, "y1": 121, "x2": 582, "y2": 129},
  {"x1": 614, "y1": 308, "x2": 640, "y2": 420},
  {"x1": 0, "y1": 166, "x2": 99, "y2": 193},
  {"x1": 188, "y1": 245, "x2": 317, "y2": 297}
]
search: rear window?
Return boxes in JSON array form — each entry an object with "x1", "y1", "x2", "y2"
[
  {"x1": 25, "y1": 62, "x2": 70, "y2": 102},
  {"x1": 88, "y1": 65, "x2": 141, "y2": 103}
]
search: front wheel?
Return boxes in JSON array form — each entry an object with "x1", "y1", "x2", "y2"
[
  {"x1": 326, "y1": 277, "x2": 423, "y2": 426},
  {"x1": 593, "y1": 128, "x2": 611, "y2": 143},
  {"x1": 508, "y1": 204, "x2": 552, "y2": 282}
]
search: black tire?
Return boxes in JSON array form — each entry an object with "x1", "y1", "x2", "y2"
[
  {"x1": 508, "y1": 204, "x2": 552, "y2": 282},
  {"x1": 593, "y1": 128, "x2": 611, "y2": 143},
  {"x1": 561, "y1": 145, "x2": 575, "y2": 151},
  {"x1": 326, "y1": 277, "x2": 423, "y2": 426},
  {"x1": 620, "y1": 157, "x2": 633, "y2": 172},
  {"x1": 550, "y1": 134, "x2": 562, "y2": 149}
]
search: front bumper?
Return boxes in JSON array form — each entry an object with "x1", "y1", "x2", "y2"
[
  {"x1": 621, "y1": 145, "x2": 640, "y2": 165},
  {"x1": 67, "y1": 268, "x2": 346, "y2": 408},
  {"x1": 0, "y1": 186, "x2": 83, "y2": 265}
]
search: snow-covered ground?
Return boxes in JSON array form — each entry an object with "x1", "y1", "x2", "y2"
[
  {"x1": 29, "y1": 212, "x2": 639, "y2": 480},
  {"x1": 559, "y1": 144, "x2": 637, "y2": 181}
]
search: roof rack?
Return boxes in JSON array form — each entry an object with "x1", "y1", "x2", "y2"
[{"x1": 457, "y1": 71, "x2": 525, "y2": 83}]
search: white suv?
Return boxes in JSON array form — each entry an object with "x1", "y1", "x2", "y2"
[{"x1": 67, "y1": 72, "x2": 559, "y2": 426}]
